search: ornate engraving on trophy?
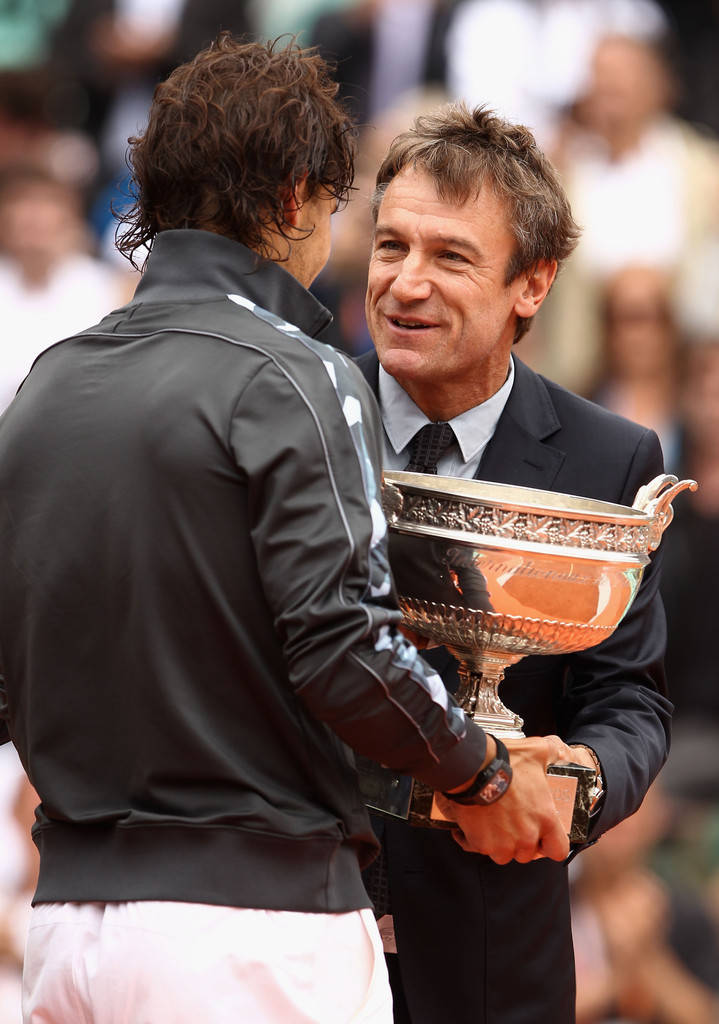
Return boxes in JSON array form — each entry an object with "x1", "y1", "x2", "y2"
[{"x1": 398, "y1": 492, "x2": 653, "y2": 555}]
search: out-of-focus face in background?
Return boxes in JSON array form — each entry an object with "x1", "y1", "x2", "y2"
[
  {"x1": 0, "y1": 177, "x2": 87, "y2": 286},
  {"x1": 683, "y1": 341, "x2": 719, "y2": 458},
  {"x1": 579, "y1": 34, "x2": 672, "y2": 146},
  {"x1": 602, "y1": 265, "x2": 676, "y2": 381}
]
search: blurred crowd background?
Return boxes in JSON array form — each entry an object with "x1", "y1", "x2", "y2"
[{"x1": 1, "y1": 1, "x2": 719, "y2": 1021}]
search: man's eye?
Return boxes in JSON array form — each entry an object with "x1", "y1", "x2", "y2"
[
  {"x1": 377, "y1": 239, "x2": 402, "y2": 251},
  {"x1": 441, "y1": 251, "x2": 466, "y2": 262}
]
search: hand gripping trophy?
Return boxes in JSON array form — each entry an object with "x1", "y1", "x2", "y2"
[{"x1": 360, "y1": 473, "x2": 696, "y2": 841}]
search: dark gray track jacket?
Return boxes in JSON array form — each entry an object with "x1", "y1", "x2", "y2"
[{"x1": 0, "y1": 229, "x2": 486, "y2": 913}]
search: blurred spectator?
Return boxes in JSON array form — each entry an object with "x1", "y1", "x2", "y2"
[
  {"x1": 0, "y1": 4, "x2": 99, "y2": 197},
  {"x1": 444, "y1": 0, "x2": 668, "y2": 145},
  {"x1": 0, "y1": 1, "x2": 69, "y2": 70},
  {"x1": 310, "y1": 0, "x2": 457, "y2": 125},
  {"x1": 659, "y1": 337, "x2": 719, "y2": 746},
  {"x1": 0, "y1": 752, "x2": 38, "y2": 1024},
  {"x1": 0, "y1": 69, "x2": 98, "y2": 189},
  {"x1": 0, "y1": 166, "x2": 135, "y2": 412},
  {"x1": 48, "y1": 1, "x2": 255, "y2": 179},
  {"x1": 539, "y1": 31, "x2": 719, "y2": 395},
  {"x1": 657, "y1": 1, "x2": 719, "y2": 138},
  {"x1": 308, "y1": 1, "x2": 457, "y2": 351},
  {"x1": 591, "y1": 265, "x2": 683, "y2": 472},
  {"x1": 0, "y1": 749, "x2": 29, "y2": 901},
  {"x1": 258, "y1": 0, "x2": 355, "y2": 43},
  {"x1": 673, "y1": 232, "x2": 719, "y2": 346},
  {"x1": 629, "y1": 337, "x2": 719, "y2": 1023},
  {"x1": 571, "y1": 781, "x2": 719, "y2": 1023}
]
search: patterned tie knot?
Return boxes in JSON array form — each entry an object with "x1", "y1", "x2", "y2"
[{"x1": 405, "y1": 421, "x2": 456, "y2": 474}]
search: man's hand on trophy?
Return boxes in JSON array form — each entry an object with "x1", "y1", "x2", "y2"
[{"x1": 435, "y1": 735, "x2": 575, "y2": 865}]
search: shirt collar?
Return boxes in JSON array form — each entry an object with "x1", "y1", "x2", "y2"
[{"x1": 378, "y1": 356, "x2": 515, "y2": 463}]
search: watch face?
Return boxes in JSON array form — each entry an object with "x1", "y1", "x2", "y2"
[{"x1": 479, "y1": 767, "x2": 511, "y2": 804}]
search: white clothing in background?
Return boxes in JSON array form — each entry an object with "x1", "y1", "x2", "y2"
[
  {"x1": 0, "y1": 745, "x2": 27, "y2": 895},
  {"x1": 569, "y1": 122, "x2": 686, "y2": 277},
  {"x1": 368, "y1": 0, "x2": 435, "y2": 119},
  {"x1": 0, "y1": 745, "x2": 32, "y2": 1024},
  {"x1": 0, "y1": 255, "x2": 124, "y2": 412},
  {"x1": 445, "y1": 0, "x2": 668, "y2": 142}
]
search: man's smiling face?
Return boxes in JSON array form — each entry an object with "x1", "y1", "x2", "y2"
[{"x1": 365, "y1": 167, "x2": 527, "y2": 420}]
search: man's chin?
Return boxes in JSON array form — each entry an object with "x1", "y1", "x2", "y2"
[{"x1": 376, "y1": 345, "x2": 430, "y2": 383}]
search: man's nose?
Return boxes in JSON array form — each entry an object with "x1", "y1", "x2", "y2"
[{"x1": 389, "y1": 255, "x2": 432, "y2": 303}]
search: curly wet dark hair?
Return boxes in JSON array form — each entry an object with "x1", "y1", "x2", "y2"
[{"x1": 117, "y1": 33, "x2": 356, "y2": 268}]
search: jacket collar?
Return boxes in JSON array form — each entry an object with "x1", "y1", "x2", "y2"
[
  {"x1": 131, "y1": 229, "x2": 333, "y2": 339},
  {"x1": 356, "y1": 349, "x2": 566, "y2": 489}
]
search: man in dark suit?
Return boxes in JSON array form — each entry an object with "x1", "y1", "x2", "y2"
[{"x1": 358, "y1": 103, "x2": 673, "y2": 1023}]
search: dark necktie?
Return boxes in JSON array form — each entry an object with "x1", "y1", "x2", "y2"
[{"x1": 404, "y1": 421, "x2": 456, "y2": 473}]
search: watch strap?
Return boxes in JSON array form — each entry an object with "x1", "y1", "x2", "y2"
[
  {"x1": 442, "y1": 736, "x2": 512, "y2": 806},
  {"x1": 570, "y1": 743, "x2": 604, "y2": 813}
]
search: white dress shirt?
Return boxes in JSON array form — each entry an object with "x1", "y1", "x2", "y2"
[{"x1": 377, "y1": 356, "x2": 515, "y2": 479}]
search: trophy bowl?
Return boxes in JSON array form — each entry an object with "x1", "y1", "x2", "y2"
[
  {"x1": 359, "y1": 472, "x2": 696, "y2": 840},
  {"x1": 384, "y1": 471, "x2": 696, "y2": 738}
]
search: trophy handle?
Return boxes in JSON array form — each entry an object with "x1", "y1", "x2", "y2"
[
  {"x1": 631, "y1": 474, "x2": 698, "y2": 552},
  {"x1": 381, "y1": 479, "x2": 404, "y2": 524}
]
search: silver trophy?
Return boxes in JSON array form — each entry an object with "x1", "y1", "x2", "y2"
[{"x1": 359, "y1": 473, "x2": 696, "y2": 841}]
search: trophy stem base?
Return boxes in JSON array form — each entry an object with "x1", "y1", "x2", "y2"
[{"x1": 452, "y1": 650, "x2": 525, "y2": 736}]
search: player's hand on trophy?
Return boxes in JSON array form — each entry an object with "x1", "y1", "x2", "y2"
[{"x1": 435, "y1": 734, "x2": 575, "y2": 865}]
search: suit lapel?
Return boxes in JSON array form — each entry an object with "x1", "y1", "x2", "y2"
[{"x1": 477, "y1": 357, "x2": 565, "y2": 489}]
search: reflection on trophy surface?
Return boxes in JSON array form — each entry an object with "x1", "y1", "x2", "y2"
[{"x1": 361, "y1": 471, "x2": 696, "y2": 842}]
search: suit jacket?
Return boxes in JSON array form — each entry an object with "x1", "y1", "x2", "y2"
[{"x1": 358, "y1": 350, "x2": 673, "y2": 1024}]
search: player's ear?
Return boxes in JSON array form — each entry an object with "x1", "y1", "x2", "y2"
[{"x1": 282, "y1": 173, "x2": 311, "y2": 227}]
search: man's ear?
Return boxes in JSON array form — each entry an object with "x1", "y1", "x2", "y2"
[
  {"x1": 513, "y1": 260, "x2": 558, "y2": 318},
  {"x1": 282, "y1": 173, "x2": 311, "y2": 228}
]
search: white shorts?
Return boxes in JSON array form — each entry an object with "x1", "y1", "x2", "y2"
[{"x1": 23, "y1": 901, "x2": 392, "y2": 1023}]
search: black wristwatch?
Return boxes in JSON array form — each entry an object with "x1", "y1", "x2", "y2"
[{"x1": 443, "y1": 736, "x2": 512, "y2": 806}]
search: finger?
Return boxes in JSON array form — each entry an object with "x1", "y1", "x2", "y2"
[
  {"x1": 488, "y1": 850, "x2": 514, "y2": 866},
  {"x1": 451, "y1": 828, "x2": 509, "y2": 861},
  {"x1": 514, "y1": 843, "x2": 541, "y2": 864},
  {"x1": 434, "y1": 793, "x2": 459, "y2": 820},
  {"x1": 545, "y1": 734, "x2": 576, "y2": 764},
  {"x1": 537, "y1": 822, "x2": 571, "y2": 862},
  {"x1": 450, "y1": 827, "x2": 472, "y2": 853}
]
